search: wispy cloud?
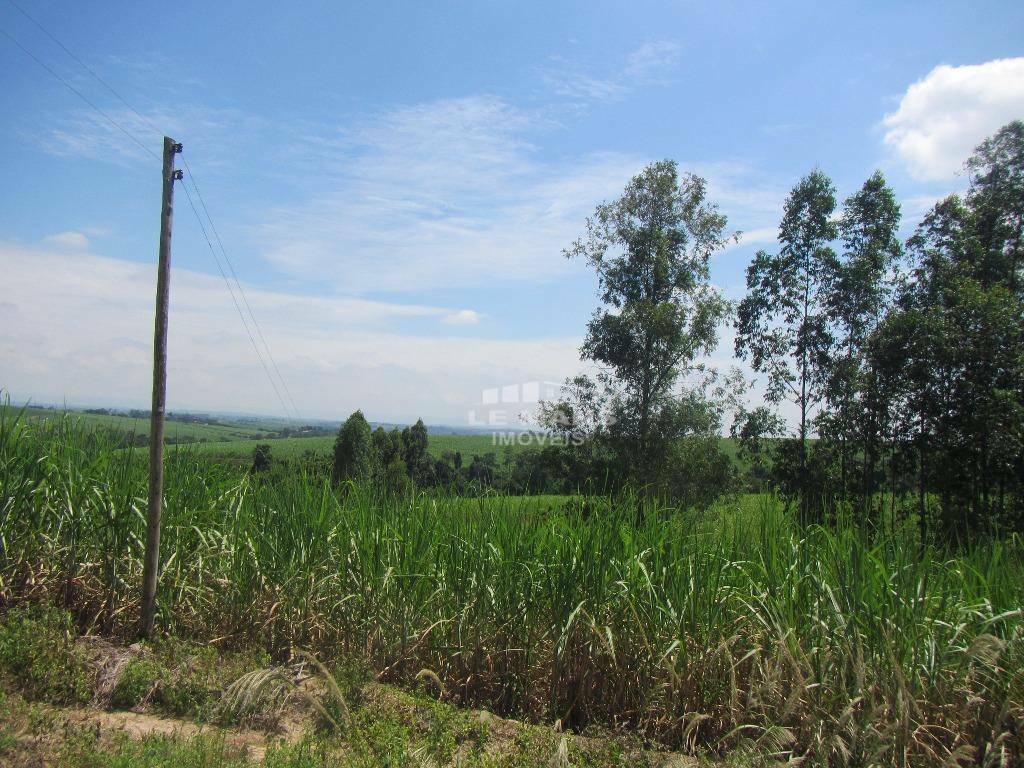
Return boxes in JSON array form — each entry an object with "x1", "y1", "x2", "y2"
[
  {"x1": 623, "y1": 40, "x2": 683, "y2": 82},
  {"x1": 23, "y1": 56, "x2": 784, "y2": 303},
  {"x1": 900, "y1": 193, "x2": 947, "y2": 223},
  {"x1": 734, "y1": 226, "x2": 777, "y2": 248},
  {"x1": 255, "y1": 95, "x2": 646, "y2": 292},
  {"x1": 443, "y1": 309, "x2": 483, "y2": 325},
  {"x1": 540, "y1": 40, "x2": 682, "y2": 105},
  {"x1": 42, "y1": 230, "x2": 90, "y2": 249},
  {"x1": 251, "y1": 100, "x2": 786, "y2": 295},
  {"x1": 31, "y1": 103, "x2": 267, "y2": 171}
]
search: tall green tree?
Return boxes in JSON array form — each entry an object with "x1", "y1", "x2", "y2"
[
  {"x1": 869, "y1": 122, "x2": 1024, "y2": 539},
  {"x1": 250, "y1": 443, "x2": 273, "y2": 474},
  {"x1": 823, "y1": 171, "x2": 902, "y2": 502},
  {"x1": 373, "y1": 426, "x2": 403, "y2": 466},
  {"x1": 735, "y1": 170, "x2": 838, "y2": 516},
  {"x1": 965, "y1": 120, "x2": 1024, "y2": 295},
  {"x1": 332, "y1": 410, "x2": 374, "y2": 483},
  {"x1": 401, "y1": 418, "x2": 430, "y2": 484},
  {"x1": 543, "y1": 160, "x2": 732, "y2": 492}
]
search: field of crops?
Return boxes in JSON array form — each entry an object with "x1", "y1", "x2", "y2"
[
  {"x1": 22, "y1": 406, "x2": 274, "y2": 442},
  {"x1": 1, "y1": 406, "x2": 1020, "y2": 764},
  {"x1": 187, "y1": 431, "x2": 531, "y2": 460},
  {"x1": 22, "y1": 406, "x2": 537, "y2": 460}
]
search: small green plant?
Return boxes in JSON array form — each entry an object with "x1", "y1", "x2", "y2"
[
  {"x1": 424, "y1": 699, "x2": 458, "y2": 763},
  {"x1": 0, "y1": 604, "x2": 91, "y2": 704},
  {"x1": 109, "y1": 655, "x2": 164, "y2": 709},
  {"x1": 0, "y1": 692, "x2": 19, "y2": 755}
]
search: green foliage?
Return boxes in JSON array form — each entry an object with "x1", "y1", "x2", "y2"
[
  {"x1": 735, "y1": 170, "x2": 838, "y2": 417},
  {"x1": 730, "y1": 405, "x2": 784, "y2": 490},
  {"x1": 400, "y1": 419, "x2": 430, "y2": 482},
  {"x1": 250, "y1": 443, "x2": 273, "y2": 473},
  {"x1": 821, "y1": 171, "x2": 902, "y2": 502},
  {"x1": 730, "y1": 122, "x2": 1024, "y2": 535},
  {"x1": 371, "y1": 426, "x2": 402, "y2": 467},
  {"x1": 110, "y1": 655, "x2": 164, "y2": 709},
  {"x1": 866, "y1": 121, "x2": 1024, "y2": 536},
  {"x1": 735, "y1": 169, "x2": 838, "y2": 520},
  {"x1": 544, "y1": 160, "x2": 735, "y2": 499},
  {"x1": 332, "y1": 410, "x2": 374, "y2": 483},
  {"x1": 1, "y1": 412, "x2": 1022, "y2": 762},
  {"x1": 381, "y1": 457, "x2": 410, "y2": 495},
  {"x1": 186, "y1": 431, "x2": 529, "y2": 463},
  {"x1": 110, "y1": 640, "x2": 270, "y2": 719},
  {"x1": 0, "y1": 604, "x2": 91, "y2": 705}
]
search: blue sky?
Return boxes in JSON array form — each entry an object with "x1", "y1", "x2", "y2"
[{"x1": 2, "y1": 1, "x2": 1023, "y2": 425}]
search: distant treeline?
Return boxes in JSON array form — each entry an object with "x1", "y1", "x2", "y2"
[{"x1": 253, "y1": 414, "x2": 568, "y2": 496}]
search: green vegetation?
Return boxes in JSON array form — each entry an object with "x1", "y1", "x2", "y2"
[
  {"x1": 0, "y1": 604, "x2": 91, "y2": 704},
  {"x1": 1, "y1": 410, "x2": 1021, "y2": 764},
  {"x1": 3, "y1": 122, "x2": 1023, "y2": 766},
  {"x1": 110, "y1": 640, "x2": 271, "y2": 720},
  {"x1": 729, "y1": 122, "x2": 1024, "y2": 532},
  {"x1": 542, "y1": 160, "x2": 735, "y2": 505},
  {"x1": 0, "y1": 607, "x2": 684, "y2": 767},
  {"x1": 23, "y1": 406, "x2": 535, "y2": 464},
  {"x1": 22, "y1": 406, "x2": 275, "y2": 444},
  {"x1": 187, "y1": 432, "x2": 526, "y2": 461}
]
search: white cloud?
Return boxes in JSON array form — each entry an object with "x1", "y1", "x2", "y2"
[
  {"x1": 882, "y1": 57, "x2": 1024, "y2": 181},
  {"x1": 0, "y1": 241, "x2": 583, "y2": 422},
  {"x1": 443, "y1": 309, "x2": 482, "y2": 325},
  {"x1": 737, "y1": 226, "x2": 777, "y2": 247},
  {"x1": 42, "y1": 230, "x2": 90, "y2": 249}
]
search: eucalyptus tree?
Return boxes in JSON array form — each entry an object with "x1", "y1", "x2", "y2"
[
  {"x1": 964, "y1": 120, "x2": 1024, "y2": 295},
  {"x1": 543, "y1": 160, "x2": 733, "y2": 493},
  {"x1": 823, "y1": 171, "x2": 902, "y2": 503},
  {"x1": 869, "y1": 122, "x2": 1024, "y2": 540},
  {"x1": 401, "y1": 419, "x2": 431, "y2": 484},
  {"x1": 735, "y1": 170, "x2": 837, "y2": 517}
]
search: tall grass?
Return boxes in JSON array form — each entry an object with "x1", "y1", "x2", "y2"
[{"x1": 1, "y1": 405, "x2": 1021, "y2": 765}]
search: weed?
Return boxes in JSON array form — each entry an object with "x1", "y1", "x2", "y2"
[{"x1": 0, "y1": 604, "x2": 91, "y2": 704}]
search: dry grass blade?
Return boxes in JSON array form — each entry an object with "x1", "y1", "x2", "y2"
[{"x1": 217, "y1": 666, "x2": 295, "y2": 726}]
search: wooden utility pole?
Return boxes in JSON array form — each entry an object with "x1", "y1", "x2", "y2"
[{"x1": 140, "y1": 136, "x2": 182, "y2": 639}]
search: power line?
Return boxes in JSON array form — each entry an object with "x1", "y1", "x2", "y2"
[
  {"x1": 182, "y1": 160, "x2": 301, "y2": 418},
  {"x1": 0, "y1": 27, "x2": 158, "y2": 160},
  {"x1": 5, "y1": 0, "x2": 163, "y2": 140},
  {"x1": 2, "y1": 11, "x2": 301, "y2": 421},
  {"x1": 178, "y1": 177, "x2": 294, "y2": 420}
]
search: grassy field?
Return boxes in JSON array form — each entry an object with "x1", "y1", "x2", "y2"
[
  {"x1": 1, "y1": 406, "x2": 1020, "y2": 765},
  {"x1": 22, "y1": 406, "x2": 275, "y2": 442},
  {"x1": 22, "y1": 406, "x2": 536, "y2": 459},
  {"x1": 188, "y1": 431, "x2": 532, "y2": 461},
  {"x1": 21, "y1": 407, "x2": 745, "y2": 471}
]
